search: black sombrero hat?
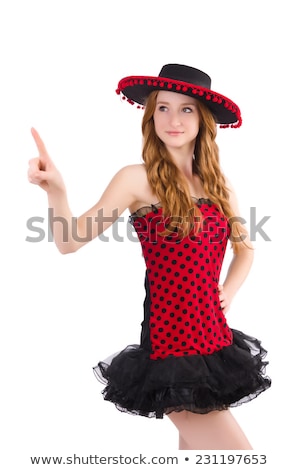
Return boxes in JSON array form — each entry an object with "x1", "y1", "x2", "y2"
[{"x1": 116, "y1": 63, "x2": 242, "y2": 128}]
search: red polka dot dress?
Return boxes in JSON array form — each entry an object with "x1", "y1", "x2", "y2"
[{"x1": 94, "y1": 198, "x2": 271, "y2": 419}]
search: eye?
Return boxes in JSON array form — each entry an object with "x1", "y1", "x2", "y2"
[
  {"x1": 182, "y1": 107, "x2": 193, "y2": 113},
  {"x1": 158, "y1": 105, "x2": 168, "y2": 112}
]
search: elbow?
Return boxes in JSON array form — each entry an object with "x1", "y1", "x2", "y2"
[{"x1": 57, "y1": 243, "x2": 79, "y2": 255}]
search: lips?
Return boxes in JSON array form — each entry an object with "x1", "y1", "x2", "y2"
[{"x1": 166, "y1": 131, "x2": 183, "y2": 136}]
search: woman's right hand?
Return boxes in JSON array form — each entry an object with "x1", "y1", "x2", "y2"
[{"x1": 28, "y1": 127, "x2": 66, "y2": 194}]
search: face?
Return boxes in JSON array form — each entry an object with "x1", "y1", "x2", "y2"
[{"x1": 153, "y1": 90, "x2": 200, "y2": 152}]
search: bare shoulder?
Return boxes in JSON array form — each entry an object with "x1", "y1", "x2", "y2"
[
  {"x1": 116, "y1": 164, "x2": 156, "y2": 212},
  {"x1": 115, "y1": 163, "x2": 149, "y2": 194},
  {"x1": 117, "y1": 163, "x2": 147, "y2": 181}
]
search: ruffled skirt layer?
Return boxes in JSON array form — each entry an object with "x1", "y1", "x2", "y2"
[{"x1": 93, "y1": 329, "x2": 271, "y2": 419}]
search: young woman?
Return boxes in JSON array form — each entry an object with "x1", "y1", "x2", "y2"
[{"x1": 28, "y1": 64, "x2": 271, "y2": 450}]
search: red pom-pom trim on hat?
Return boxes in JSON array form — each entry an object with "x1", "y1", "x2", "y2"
[
  {"x1": 116, "y1": 76, "x2": 242, "y2": 128},
  {"x1": 219, "y1": 115, "x2": 242, "y2": 128}
]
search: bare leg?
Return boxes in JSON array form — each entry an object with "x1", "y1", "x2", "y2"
[
  {"x1": 179, "y1": 434, "x2": 191, "y2": 450},
  {"x1": 168, "y1": 409, "x2": 253, "y2": 450}
]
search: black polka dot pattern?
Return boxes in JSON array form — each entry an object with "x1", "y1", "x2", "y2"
[{"x1": 130, "y1": 199, "x2": 233, "y2": 360}]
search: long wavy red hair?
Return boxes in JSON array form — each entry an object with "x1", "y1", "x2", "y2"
[{"x1": 141, "y1": 91, "x2": 248, "y2": 253}]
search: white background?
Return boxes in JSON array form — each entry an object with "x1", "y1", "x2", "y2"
[{"x1": 1, "y1": 0, "x2": 296, "y2": 468}]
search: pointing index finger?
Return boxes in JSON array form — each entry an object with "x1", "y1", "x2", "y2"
[{"x1": 31, "y1": 127, "x2": 49, "y2": 157}]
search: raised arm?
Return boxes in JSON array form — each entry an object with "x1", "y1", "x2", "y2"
[{"x1": 28, "y1": 128, "x2": 141, "y2": 254}]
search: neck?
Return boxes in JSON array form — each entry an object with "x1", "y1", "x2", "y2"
[{"x1": 169, "y1": 150, "x2": 194, "y2": 178}]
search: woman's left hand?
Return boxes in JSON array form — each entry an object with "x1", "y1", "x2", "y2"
[{"x1": 218, "y1": 285, "x2": 231, "y2": 315}]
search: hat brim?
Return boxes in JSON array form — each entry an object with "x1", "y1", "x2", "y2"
[{"x1": 116, "y1": 75, "x2": 242, "y2": 128}]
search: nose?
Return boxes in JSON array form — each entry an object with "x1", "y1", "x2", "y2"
[{"x1": 169, "y1": 111, "x2": 182, "y2": 127}]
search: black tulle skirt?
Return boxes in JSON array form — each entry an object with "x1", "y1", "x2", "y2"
[{"x1": 93, "y1": 329, "x2": 271, "y2": 419}]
